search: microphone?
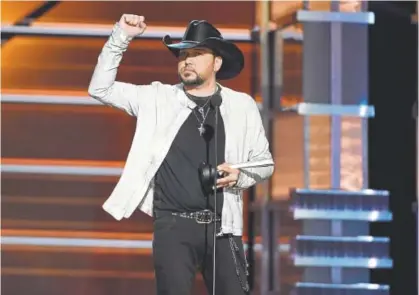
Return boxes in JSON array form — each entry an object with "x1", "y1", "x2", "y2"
[{"x1": 211, "y1": 94, "x2": 222, "y2": 108}]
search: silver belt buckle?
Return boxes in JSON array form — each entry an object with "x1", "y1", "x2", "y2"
[{"x1": 196, "y1": 209, "x2": 213, "y2": 224}]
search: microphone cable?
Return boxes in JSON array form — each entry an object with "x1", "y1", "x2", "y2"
[{"x1": 212, "y1": 102, "x2": 219, "y2": 295}]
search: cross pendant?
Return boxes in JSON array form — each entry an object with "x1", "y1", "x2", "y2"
[{"x1": 198, "y1": 125, "x2": 205, "y2": 136}]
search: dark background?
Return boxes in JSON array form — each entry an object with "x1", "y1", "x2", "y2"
[{"x1": 369, "y1": 2, "x2": 418, "y2": 295}]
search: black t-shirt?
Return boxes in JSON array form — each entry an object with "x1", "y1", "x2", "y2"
[{"x1": 153, "y1": 90, "x2": 225, "y2": 215}]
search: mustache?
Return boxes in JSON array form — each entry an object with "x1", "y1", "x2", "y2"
[{"x1": 182, "y1": 67, "x2": 196, "y2": 73}]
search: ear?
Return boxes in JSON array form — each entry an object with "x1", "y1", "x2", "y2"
[{"x1": 214, "y1": 56, "x2": 223, "y2": 72}]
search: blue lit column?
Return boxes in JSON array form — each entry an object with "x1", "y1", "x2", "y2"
[{"x1": 289, "y1": 2, "x2": 393, "y2": 294}]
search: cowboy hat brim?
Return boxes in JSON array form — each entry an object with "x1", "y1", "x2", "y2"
[{"x1": 163, "y1": 35, "x2": 244, "y2": 80}]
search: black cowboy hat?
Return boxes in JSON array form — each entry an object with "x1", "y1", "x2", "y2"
[{"x1": 162, "y1": 20, "x2": 244, "y2": 80}]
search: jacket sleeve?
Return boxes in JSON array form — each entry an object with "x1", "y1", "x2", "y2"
[
  {"x1": 235, "y1": 98, "x2": 275, "y2": 190},
  {"x1": 88, "y1": 23, "x2": 156, "y2": 117}
]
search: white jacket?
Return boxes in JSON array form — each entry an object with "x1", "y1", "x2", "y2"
[{"x1": 88, "y1": 23, "x2": 274, "y2": 236}]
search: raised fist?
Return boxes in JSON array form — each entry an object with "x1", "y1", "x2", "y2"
[{"x1": 119, "y1": 14, "x2": 147, "y2": 38}]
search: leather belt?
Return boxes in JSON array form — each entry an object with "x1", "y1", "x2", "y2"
[{"x1": 172, "y1": 209, "x2": 220, "y2": 224}]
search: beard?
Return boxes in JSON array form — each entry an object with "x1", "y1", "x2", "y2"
[{"x1": 178, "y1": 69, "x2": 205, "y2": 86}]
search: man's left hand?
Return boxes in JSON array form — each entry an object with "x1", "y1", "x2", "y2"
[{"x1": 216, "y1": 163, "x2": 240, "y2": 188}]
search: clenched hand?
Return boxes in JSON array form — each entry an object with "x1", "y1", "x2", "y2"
[{"x1": 119, "y1": 14, "x2": 147, "y2": 38}]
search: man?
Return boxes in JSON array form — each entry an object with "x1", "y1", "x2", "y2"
[{"x1": 88, "y1": 14, "x2": 274, "y2": 295}]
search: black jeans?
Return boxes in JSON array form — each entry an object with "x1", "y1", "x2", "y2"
[{"x1": 152, "y1": 211, "x2": 248, "y2": 295}]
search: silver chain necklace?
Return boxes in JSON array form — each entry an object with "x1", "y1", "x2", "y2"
[
  {"x1": 184, "y1": 89, "x2": 217, "y2": 136},
  {"x1": 197, "y1": 98, "x2": 211, "y2": 116},
  {"x1": 192, "y1": 106, "x2": 211, "y2": 136}
]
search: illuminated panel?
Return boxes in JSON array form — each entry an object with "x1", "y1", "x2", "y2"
[
  {"x1": 269, "y1": 113, "x2": 305, "y2": 198},
  {"x1": 305, "y1": 116, "x2": 364, "y2": 191},
  {"x1": 1, "y1": 1, "x2": 45, "y2": 24},
  {"x1": 1, "y1": 170, "x2": 153, "y2": 233},
  {"x1": 1, "y1": 245, "x2": 207, "y2": 295},
  {"x1": 340, "y1": 117, "x2": 364, "y2": 191},
  {"x1": 282, "y1": 41, "x2": 303, "y2": 105},
  {"x1": 1, "y1": 35, "x2": 302, "y2": 103},
  {"x1": 34, "y1": 1, "x2": 256, "y2": 28},
  {"x1": 1, "y1": 36, "x2": 255, "y2": 94},
  {"x1": 2, "y1": 103, "x2": 135, "y2": 161},
  {"x1": 307, "y1": 116, "x2": 332, "y2": 189}
]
